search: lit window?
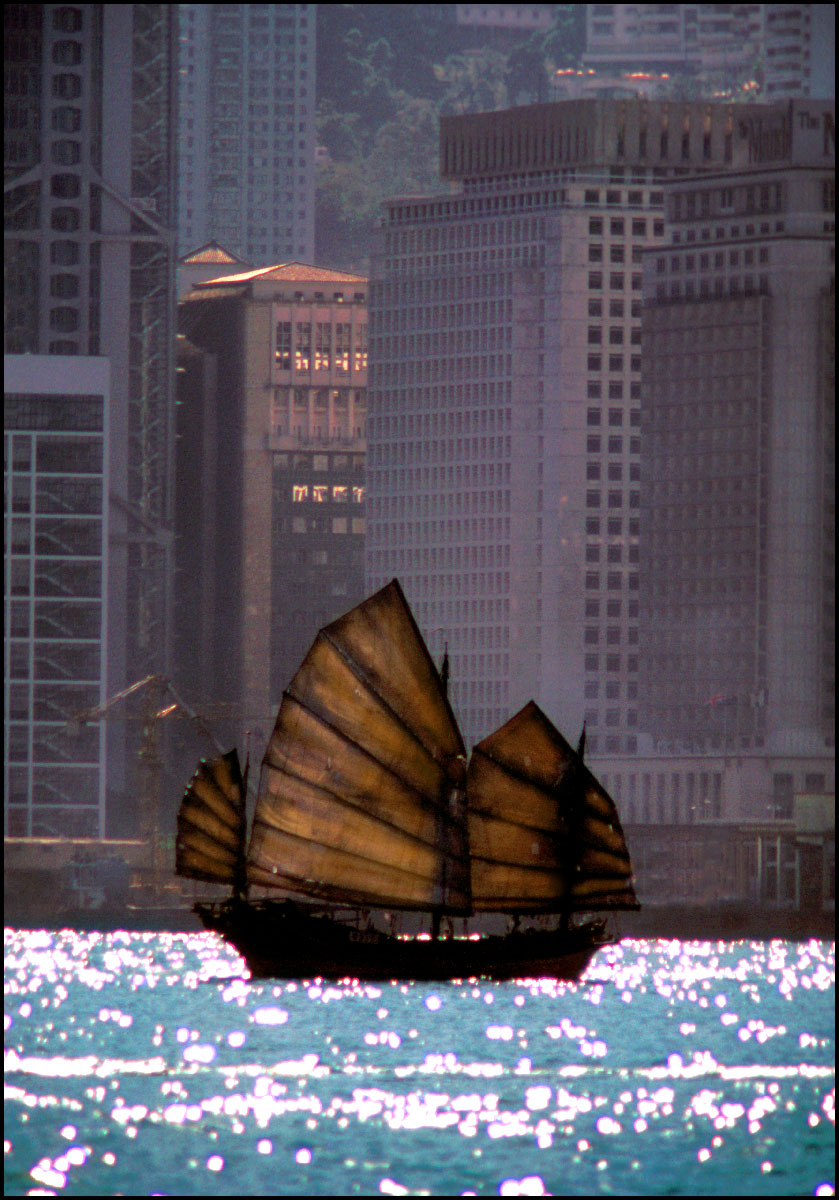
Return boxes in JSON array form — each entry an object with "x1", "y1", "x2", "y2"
[
  {"x1": 332, "y1": 485, "x2": 348, "y2": 502},
  {"x1": 354, "y1": 324, "x2": 367, "y2": 373},
  {"x1": 352, "y1": 486, "x2": 364, "y2": 503},
  {"x1": 315, "y1": 322, "x2": 332, "y2": 371},
  {"x1": 275, "y1": 321, "x2": 291, "y2": 369},
  {"x1": 335, "y1": 323, "x2": 350, "y2": 374},
  {"x1": 294, "y1": 322, "x2": 311, "y2": 372},
  {"x1": 292, "y1": 484, "x2": 308, "y2": 502},
  {"x1": 312, "y1": 485, "x2": 328, "y2": 502}
]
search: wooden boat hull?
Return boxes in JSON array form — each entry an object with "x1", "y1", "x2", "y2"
[{"x1": 194, "y1": 900, "x2": 609, "y2": 982}]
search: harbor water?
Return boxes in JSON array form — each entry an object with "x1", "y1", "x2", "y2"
[{"x1": 4, "y1": 929, "x2": 835, "y2": 1196}]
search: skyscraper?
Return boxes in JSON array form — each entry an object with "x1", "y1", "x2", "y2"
[
  {"x1": 583, "y1": 5, "x2": 835, "y2": 102},
  {"x1": 367, "y1": 98, "x2": 785, "y2": 753},
  {"x1": 177, "y1": 3, "x2": 316, "y2": 264},
  {"x1": 640, "y1": 99, "x2": 835, "y2": 758},
  {"x1": 4, "y1": 3, "x2": 178, "y2": 836}
]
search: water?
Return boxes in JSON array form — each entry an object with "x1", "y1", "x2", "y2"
[{"x1": 4, "y1": 930, "x2": 834, "y2": 1197}]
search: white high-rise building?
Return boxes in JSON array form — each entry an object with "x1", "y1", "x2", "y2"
[
  {"x1": 177, "y1": 3, "x2": 316, "y2": 263},
  {"x1": 367, "y1": 98, "x2": 773, "y2": 752},
  {"x1": 4, "y1": 3, "x2": 178, "y2": 838}
]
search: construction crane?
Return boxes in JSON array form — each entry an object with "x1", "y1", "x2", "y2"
[{"x1": 68, "y1": 675, "x2": 228, "y2": 895}]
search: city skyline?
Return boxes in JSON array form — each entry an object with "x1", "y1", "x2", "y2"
[{"x1": 4, "y1": 8, "x2": 834, "y2": 921}]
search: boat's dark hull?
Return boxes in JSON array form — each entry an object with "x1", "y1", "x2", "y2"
[{"x1": 194, "y1": 900, "x2": 610, "y2": 981}]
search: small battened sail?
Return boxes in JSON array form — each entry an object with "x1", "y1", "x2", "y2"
[
  {"x1": 467, "y1": 701, "x2": 638, "y2": 913},
  {"x1": 568, "y1": 758, "x2": 639, "y2": 913},
  {"x1": 247, "y1": 580, "x2": 471, "y2": 912},
  {"x1": 176, "y1": 749, "x2": 247, "y2": 894}
]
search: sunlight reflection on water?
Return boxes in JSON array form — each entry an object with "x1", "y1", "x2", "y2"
[{"x1": 4, "y1": 930, "x2": 835, "y2": 1196}]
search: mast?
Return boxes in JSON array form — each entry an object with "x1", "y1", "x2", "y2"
[
  {"x1": 233, "y1": 739, "x2": 250, "y2": 902},
  {"x1": 559, "y1": 723, "x2": 587, "y2": 934}
]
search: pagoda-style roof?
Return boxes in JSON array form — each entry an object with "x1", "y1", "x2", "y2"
[
  {"x1": 197, "y1": 261, "x2": 367, "y2": 288},
  {"x1": 179, "y1": 240, "x2": 252, "y2": 267}
]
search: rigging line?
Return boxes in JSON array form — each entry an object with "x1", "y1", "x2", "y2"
[
  {"x1": 262, "y1": 690, "x2": 470, "y2": 833},
  {"x1": 248, "y1": 816, "x2": 454, "y2": 886},
  {"x1": 249, "y1": 755, "x2": 472, "y2": 865}
]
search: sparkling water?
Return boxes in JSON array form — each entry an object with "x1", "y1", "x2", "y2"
[{"x1": 4, "y1": 929, "x2": 835, "y2": 1196}]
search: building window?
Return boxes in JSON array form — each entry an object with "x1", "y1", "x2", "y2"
[
  {"x1": 335, "y1": 323, "x2": 351, "y2": 374},
  {"x1": 295, "y1": 322, "x2": 311, "y2": 372},
  {"x1": 314, "y1": 323, "x2": 332, "y2": 371},
  {"x1": 275, "y1": 321, "x2": 292, "y2": 369}
]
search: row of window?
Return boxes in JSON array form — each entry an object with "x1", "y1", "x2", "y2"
[
  {"x1": 585, "y1": 625, "x2": 639, "y2": 644},
  {"x1": 8, "y1": 559, "x2": 102, "y2": 599},
  {"x1": 658, "y1": 245, "x2": 770, "y2": 272},
  {"x1": 586, "y1": 462, "x2": 641, "y2": 481},
  {"x1": 275, "y1": 321, "x2": 367, "y2": 373},
  {"x1": 653, "y1": 276, "x2": 771, "y2": 302},
  {"x1": 585, "y1": 570, "x2": 640, "y2": 589},
  {"x1": 586, "y1": 544, "x2": 640, "y2": 563},
  {"x1": 8, "y1": 598, "x2": 102, "y2": 640},
  {"x1": 588, "y1": 271, "x2": 643, "y2": 291},
  {"x1": 8, "y1": 517, "x2": 102, "y2": 558},
  {"x1": 589, "y1": 216, "x2": 665, "y2": 238},
  {"x1": 587, "y1": 408, "x2": 642, "y2": 427},
  {"x1": 587, "y1": 326, "x2": 643, "y2": 346},
  {"x1": 286, "y1": 516, "x2": 365, "y2": 535},
  {"x1": 587, "y1": 436, "x2": 641, "y2": 455},
  {"x1": 290, "y1": 484, "x2": 364, "y2": 503},
  {"x1": 584, "y1": 653, "x2": 639, "y2": 673},
  {"x1": 672, "y1": 182, "x2": 783, "y2": 222}
]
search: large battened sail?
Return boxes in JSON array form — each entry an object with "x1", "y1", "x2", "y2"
[
  {"x1": 247, "y1": 580, "x2": 471, "y2": 912},
  {"x1": 176, "y1": 749, "x2": 247, "y2": 893},
  {"x1": 467, "y1": 702, "x2": 638, "y2": 913}
]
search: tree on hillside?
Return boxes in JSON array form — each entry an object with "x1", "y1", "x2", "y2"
[{"x1": 313, "y1": 4, "x2": 588, "y2": 268}]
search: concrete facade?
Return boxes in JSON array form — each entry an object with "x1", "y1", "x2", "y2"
[
  {"x1": 177, "y1": 3, "x2": 316, "y2": 264},
  {"x1": 368, "y1": 98, "x2": 773, "y2": 752},
  {"x1": 639, "y1": 99, "x2": 835, "y2": 759},
  {"x1": 175, "y1": 264, "x2": 368, "y2": 749}
]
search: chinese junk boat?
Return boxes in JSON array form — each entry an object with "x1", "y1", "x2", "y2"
[{"x1": 176, "y1": 580, "x2": 638, "y2": 980}]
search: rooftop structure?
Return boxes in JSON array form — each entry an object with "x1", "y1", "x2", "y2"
[{"x1": 177, "y1": 239, "x2": 251, "y2": 300}]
